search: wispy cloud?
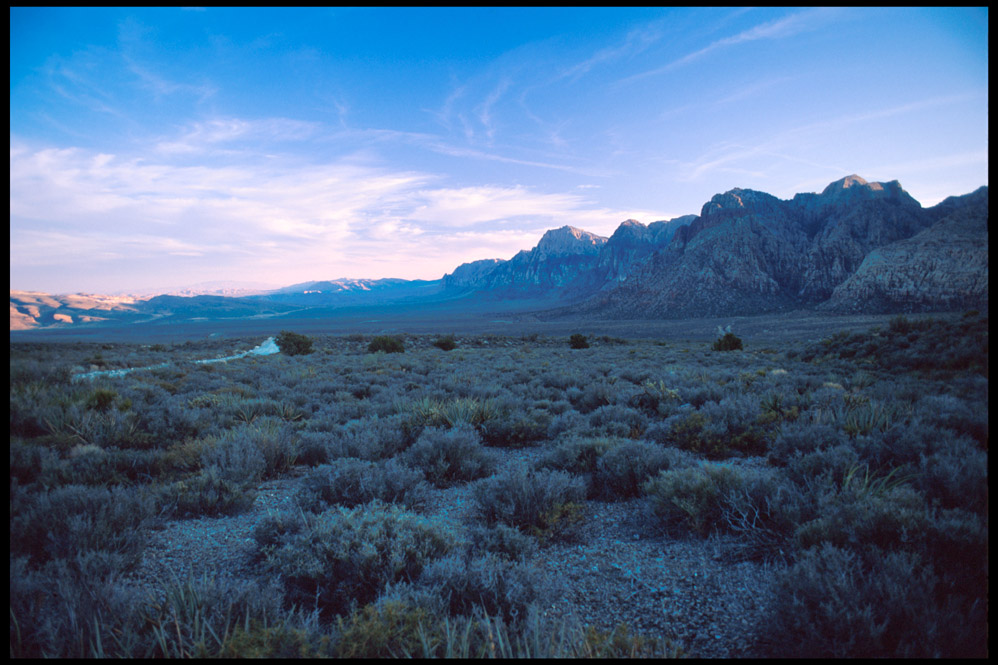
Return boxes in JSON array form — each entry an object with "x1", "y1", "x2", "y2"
[
  {"x1": 475, "y1": 77, "x2": 513, "y2": 143},
  {"x1": 622, "y1": 8, "x2": 839, "y2": 84},
  {"x1": 154, "y1": 117, "x2": 321, "y2": 154},
  {"x1": 558, "y1": 21, "x2": 663, "y2": 82},
  {"x1": 10, "y1": 132, "x2": 660, "y2": 285}
]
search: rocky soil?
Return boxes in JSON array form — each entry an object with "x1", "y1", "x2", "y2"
[{"x1": 124, "y1": 445, "x2": 781, "y2": 658}]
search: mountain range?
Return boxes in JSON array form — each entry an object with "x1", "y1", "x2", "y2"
[{"x1": 10, "y1": 175, "x2": 988, "y2": 331}]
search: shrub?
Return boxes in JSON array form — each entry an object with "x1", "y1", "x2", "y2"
[
  {"x1": 296, "y1": 458, "x2": 430, "y2": 511},
  {"x1": 257, "y1": 501, "x2": 455, "y2": 617},
  {"x1": 665, "y1": 407, "x2": 768, "y2": 459},
  {"x1": 275, "y1": 330, "x2": 314, "y2": 356},
  {"x1": 794, "y1": 481, "x2": 929, "y2": 554},
  {"x1": 163, "y1": 467, "x2": 257, "y2": 518},
  {"x1": 431, "y1": 335, "x2": 457, "y2": 351},
  {"x1": 10, "y1": 483, "x2": 162, "y2": 571},
  {"x1": 417, "y1": 551, "x2": 548, "y2": 620},
  {"x1": 10, "y1": 555, "x2": 148, "y2": 658},
  {"x1": 472, "y1": 464, "x2": 586, "y2": 541},
  {"x1": 320, "y1": 415, "x2": 411, "y2": 461},
  {"x1": 539, "y1": 436, "x2": 623, "y2": 479},
  {"x1": 368, "y1": 335, "x2": 405, "y2": 354},
  {"x1": 85, "y1": 387, "x2": 118, "y2": 412},
  {"x1": 199, "y1": 433, "x2": 267, "y2": 485},
  {"x1": 766, "y1": 544, "x2": 984, "y2": 657},
  {"x1": 594, "y1": 440, "x2": 678, "y2": 499},
  {"x1": 479, "y1": 408, "x2": 550, "y2": 448},
  {"x1": 568, "y1": 334, "x2": 589, "y2": 349},
  {"x1": 335, "y1": 600, "x2": 440, "y2": 658},
  {"x1": 712, "y1": 332, "x2": 743, "y2": 352},
  {"x1": 464, "y1": 523, "x2": 539, "y2": 561},
  {"x1": 643, "y1": 462, "x2": 748, "y2": 537},
  {"x1": 404, "y1": 425, "x2": 497, "y2": 488},
  {"x1": 644, "y1": 463, "x2": 808, "y2": 560}
]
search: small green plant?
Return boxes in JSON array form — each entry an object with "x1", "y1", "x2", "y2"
[
  {"x1": 275, "y1": 330, "x2": 313, "y2": 356},
  {"x1": 368, "y1": 335, "x2": 406, "y2": 354},
  {"x1": 569, "y1": 334, "x2": 590, "y2": 349},
  {"x1": 85, "y1": 388, "x2": 118, "y2": 412},
  {"x1": 335, "y1": 601, "x2": 440, "y2": 658}
]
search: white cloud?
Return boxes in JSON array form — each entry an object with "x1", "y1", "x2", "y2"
[{"x1": 10, "y1": 134, "x2": 673, "y2": 288}]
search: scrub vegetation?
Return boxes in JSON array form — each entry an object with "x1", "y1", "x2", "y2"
[{"x1": 9, "y1": 313, "x2": 988, "y2": 657}]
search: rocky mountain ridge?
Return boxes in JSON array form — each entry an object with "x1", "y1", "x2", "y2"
[
  {"x1": 11, "y1": 176, "x2": 988, "y2": 330},
  {"x1": 566, "y1": 176, "x2": 986, "y2": 318}
]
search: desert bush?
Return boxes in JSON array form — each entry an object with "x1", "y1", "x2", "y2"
[
  {"x1": 712, "y1": 332, "x2": 743, "y2": 351},
  {"x1": 588, "y1": 403, "x2": 647, "y2": 438},
  {"x1": 10, "y1": 555, "x2": 149, "y2": 658},
  {"x1": 320, "y1": 415, "x2": 411, "y2": 461},
  {"x1": 463, "y1": 523, "x2": 539, "y2": 561},
  {"x1": 199, "y1": 432, "x2": 267, "y2": 485},
  {"x1": 404, "y1": 425, "x2": 497, "y2": 487},
  {"x1": 162, "y1": 466, "x2": 257, "y2": 518},
  {"x1": 431, "y1": 335, "x2": 457, "y2": 351},
  {"x1": 643, "y1": 462, "x2": 749, "y2": 537},
  {"x1": 915, "y1": 441, "x2": 987, "y2": 512},
  {"x1": 664, "y1": 404, "x2": 768, "y2": 459},
  {"x1": 479, "y1": 408, "x2": 550, "y2": 448},
  {"x1": 545, "y1": 409, "x2": 587, "y2": 440},
  {"x1": 472, "y1": 464, "x2": 586, "y2": 541},
  {"x1": 334, "y1": 600, "x2": 440, "y2": 658},
  {"x1": 567, "y1": 380, "x2": 615, "y2": 413},
  {"x1": 296, "y1": 458, "x2": 430, "y2": 511},
  {"x1": 54, "y1": 446, "x2": 161, "y2": 487},
  {"x1": 539, "y1": 436, "x2": 623, "y2": 479},
  {"x1": 594, "y1": 440, "x2": 680, "y2": 499},
  {"x1": 275, "y1": 330, "x2": 314, "y2": 356},
  {"x1": 783, "y1": 444, "x2": 863, "y2": 490},
  {"x1": 257, "y1": 501, "x2": 455, "y2": 617},
  {"x1": 368, "y1": 335, "x2": 405, "y2": 354},
  {"x1": 568, "y1": 334, "x2": 590, "y2": 349},
  {"x1": 794, "y1": 477, "x2": 930, "y2": 554},
  {"x1": 766, "y1": 543, "x2": 984, "y2": 657},
  {"x1": 768, "y1": 421, "x2": 849, "y2": 466},
  {"x1": 10, "y1": 483, "x2": 162, "y2": 572},
  {"x1": 417, "y1": 551, "x2": 549, "y2": 621},
  {"x1": 914, "y1": 392, "x2": 988, "y2": 448},
  {"x1": 10, "y1": 438, "x2": 65, "y2": 488},
  {"x1": 85, "y1": 387, "x2": 119, "y2": 412},
  {"x1": 630, "y1": 379, "x2": 681, "y2": 416}
]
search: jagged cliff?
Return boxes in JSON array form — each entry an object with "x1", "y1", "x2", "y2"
[
  {"x1": 821, "y1": 186, "x2": 988, "y2": 312},
  {"x1": 570, "y1": 176, "x2": 986, "y2": 318}
]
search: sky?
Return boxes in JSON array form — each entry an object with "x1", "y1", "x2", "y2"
[{"x1": 9, "y1": 7, "x2": 989, "y2": 295}]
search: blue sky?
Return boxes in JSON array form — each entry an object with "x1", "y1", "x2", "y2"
[{"x1": 10, "y1": 7, "x2": 989, "y2": 294}]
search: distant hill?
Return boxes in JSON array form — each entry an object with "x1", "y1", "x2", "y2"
[{"x1": 10, "y1": 176, "x2": 987, "y2": 331}]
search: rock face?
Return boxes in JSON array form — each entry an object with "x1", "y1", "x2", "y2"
[
  {"x1": 443, "y1": 217, "x2": 695, "y2": 300},
  {"x1": 447, "y1": 175, "x2": 987, "y2": 318},
  {"x1": 572, "y1": 176, "x2": 986, "y2": 318},
  {"x1": 821, "y1": 186, "x2": 988, "y2": 312},
  {"x1": 443, "y1": 225, "x2": 607, "y2": 298}
]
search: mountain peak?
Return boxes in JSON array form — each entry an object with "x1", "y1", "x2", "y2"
[
  {"x1": 820, "y1": 175, "x2": 909, "y2": 201},
  {"x1": 535, "y1": 225, "x2": 607, "y2": 256},
  {"x1": 700, "y1": 188, "x2": 782, "y2": 218}
]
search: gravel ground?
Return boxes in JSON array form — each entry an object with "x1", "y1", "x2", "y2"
[{"x1": 125, "y1": 447, "x2": 782, "y2": 658}]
